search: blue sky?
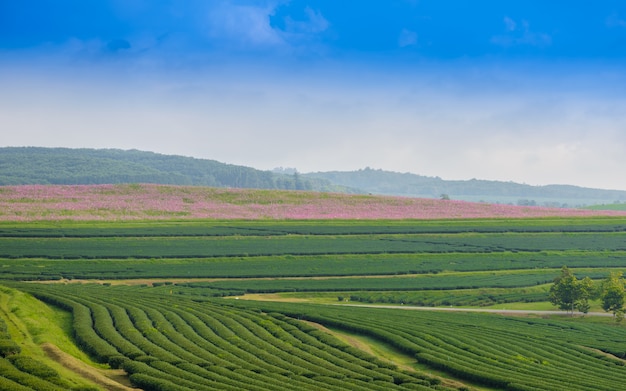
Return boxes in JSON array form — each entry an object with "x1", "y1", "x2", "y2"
[{"x1": 2, "y1": 1, "x2": 626, "y2": 189}]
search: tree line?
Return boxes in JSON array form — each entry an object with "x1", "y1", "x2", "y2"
[
  {"x1": 0, "y1": 147, "x2": 354, "y2": 192},
  {"x1": 305, "y1": 167, "x2": 626, "y2": 202},
  {"x1": 549, "y1": 266, "x2": 626, "y2": 320}
]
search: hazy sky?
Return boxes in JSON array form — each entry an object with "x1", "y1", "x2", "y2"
[{"x1": 2, "y1": 1, "x2": 626, "y2": 189}]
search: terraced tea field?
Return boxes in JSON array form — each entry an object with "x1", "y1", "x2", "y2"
[{"x1": 0, "y1": 208, "x2": 625, "y2": 389}]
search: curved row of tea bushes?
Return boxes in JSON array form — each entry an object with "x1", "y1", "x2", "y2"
[
  {"x1": 20, "y1": 283, "x2": 452, "y2": 391},
  {"x1": 31, "y1": 291, "x2": 121, "y2": 362},
  {"x1": 241, "y1": 302, "x2": 626, "y2": 391},
  {"x1": 0, "y1": 315, "x2": 87, "y2": 390},
  {"x1": 30, "y1": 287, "x2": 327, "y2": 391},
  {"x1": 131, "y1": 297, "x2": 436, "y2": 390},
  {"x1": 0, "y1": 317, "x2": 20, "y2": 358},
  {"x1": 0, "y1": 358, "x2": 66, "y2": 391}
]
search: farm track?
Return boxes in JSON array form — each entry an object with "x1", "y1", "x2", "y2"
[
  {"x1": 41, "y1": 343, "x2": 139, "y2": 391},
  {"x1": 302, "y1": 320, "x2": 494, "y2": 391},
  {"x1": 32, "y1": 276, "x2": 619, "y2": 316},
  {"x1": 340, "y1": 304, "x2": 616, "y2": 317},
  {"x1": 235, "y1": 293, "x2": 616, "y2": 317}
]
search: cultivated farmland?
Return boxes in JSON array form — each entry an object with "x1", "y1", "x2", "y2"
[{"x1": 0, "y1": 185, "x2": 625, "y2": 390}]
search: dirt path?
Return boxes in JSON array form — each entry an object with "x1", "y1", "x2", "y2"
[
  {"x1": 41, "y1": 343, "x2": 140, "y2": 391},
  {"x1": 340, "y1": 304, "x2": 615, "y2": 317},
  {"x1": 302, "y1": 320, "x2": 481, "y2": 390},
  {"x1": 35, "y1": 274, "x2": 419, "y2": 287},
  {"x1": 303, "y1": 320, "x2": 379, "y2": 357}
]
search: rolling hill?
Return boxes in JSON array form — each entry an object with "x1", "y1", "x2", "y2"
[
  {"x1": 0, "y1": 147, "x2": 354, "y2": 193},
  {"x1": 2, "y1": 147, "x2": 626, "y2": 207},
  {"x1": 304, "y1": 168, "x2": 626, "y2": 207}
]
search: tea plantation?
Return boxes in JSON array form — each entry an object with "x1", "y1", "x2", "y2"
[{"x1": 0, "y1": 217, "x2": 625, "y2": 390}]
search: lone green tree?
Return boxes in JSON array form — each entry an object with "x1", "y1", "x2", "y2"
[
  {"x1": 601, "y1": 271, "x2": 625, "y2": 321},
  {"x1": 576, "y1": 276, "x2": 595, "y2": 314},
  {"x1": 549, "y1": 266, "x2": 594, "y2": 315}
]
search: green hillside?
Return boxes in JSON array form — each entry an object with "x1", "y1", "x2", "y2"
[
  {"x1": 305, "y1": 167, "x2": 626, "y2": 207},
  {"x1": 585, "y1": 203, "x2": 626, "y2": 211},
  {"x1": 4, "y1": 147, "x2": 626, "y2": 208},
  {"x1": 0, "y1": 147, "x2": 355, "y2": 193}
]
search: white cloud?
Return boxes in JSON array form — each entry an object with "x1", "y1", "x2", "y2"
[
  {"x1": 398, "y1": 29, "x2": 418, "y2": 47},
  {"x1": 203, "y1": 2, "x2": 330, "y2": 53},
  {"x1": 606, "y1": 13, "x2": 626, "y2": 28},
  {"x1": 503, "y1": 16, "x2": 516, "y2": 32},
  {"x1": 491, "y1": 17, "x2": 551, "y2": 48},
  {"x1": 283, "y1": 7, "x2": 329, "y2": 34},
  {"x1": 206, "y1": 2, "x2": 285, "y2": 48}
]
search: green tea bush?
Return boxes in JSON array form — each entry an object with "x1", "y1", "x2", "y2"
[{"x1": 7, "y1": 356, "x2": 59, "y2": 380}]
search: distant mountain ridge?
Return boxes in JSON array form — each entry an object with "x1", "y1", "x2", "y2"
[
  {"x1": 0, "y1": 147, "x2": 355, "y2": 193},
  {"x1": 304, "y1": 168, "x2": 626, "y2": 207},
  {"x1": 2, "y1": 147, "x2": 625, "y2": 207}
]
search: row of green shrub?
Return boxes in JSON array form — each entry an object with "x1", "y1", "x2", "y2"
[
  {"x1": 0, "y1": 318, "x2": 19, "y2": 358},
  {"x1": 3, "y1": 230, "x2": 626, "y2": 260},
  {"x1": 1, "y1": 249, "x2": 626, "y2": 282},
  {"x1": 226, "y1": 299, "x2": 626, "y2": 391},
  {"x1": 0, "y1": 312, "x2": 97, "y2": 390},
  {"x1": 344, "y1": 288, "x2": 548, "y2": 307},
  {"x1": 18, "y1": 283, "x2": 457, "y2": 391},
  {"x1": 2, "y1": 217, "x2": 625, "y2": 238}
]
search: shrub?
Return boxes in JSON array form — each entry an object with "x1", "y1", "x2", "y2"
[
  {"x1": 0, "y1": 340, "x2": 21, "y2": 357},
  {"x1": 107, "y1": 355, "x2": 129, "y2": 369},
  {"x1": 7, "y1": 356, "x2": 59, "y2": 380}
]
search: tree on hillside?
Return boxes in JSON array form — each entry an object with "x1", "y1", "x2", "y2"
[
  {"x1": 549, "y1": 266, "x2": 594, "y2": 315},
  {"x1": 601, "y1": 271, "x2": 625, "y2": 321},
  {"x1": 576, "y1": 276, "x2": 595, "y2": 314}
]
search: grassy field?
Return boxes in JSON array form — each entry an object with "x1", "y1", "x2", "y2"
[
  {"x1": 586, "y1": 203, "x2": 626, "y2": 211},
  {"x1": 0, "y1": 188, "x2": 626, "y2": 390},
  {"x1": 0, "y1": 285, "x2": 129, "y2": 390}
]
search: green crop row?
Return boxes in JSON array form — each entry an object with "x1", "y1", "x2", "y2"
[
  {"x1": 18, "y1": 280, "x2": 626, "y2": 391},
  {"x1": 2, "y1": 217, "x2": 626, "y2": 390},
  {"x1": 2, "y1": 217, "x2": 625, "y2": 237},
  {"x1": 345, "y1": 287, "x2": 548, "y2": 307},
  {"x1": 0, "y1": 314, "x2": 91, "y2": 390},
  {"x1": 187, "y1": 269, "x2": 615, "y2": 293},
  {"x1": 3, "y1": 231, "x2": 626, "y2": 259},
  {"x1": 1, "y1": 250, "x2": 625, "y2": 281},
  {"x1": 0, "y1": 318, "x2": 20, "y2": 358},
  {"x1": 227, "y1": 300, "x2": 626, "y2": 391},
  {"x1": 2, "y1": 226, "x2": 626, "y2": 260},
  {"x1": 14, "y1": 283, "x2": 454, "y2": 391}
]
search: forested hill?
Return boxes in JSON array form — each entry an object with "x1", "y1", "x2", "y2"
[
  {"x1": 4, "y1": 148, "x2": 626, "y2": 207},
  {"x1": 0, "y1": 147, "x2": 354, "y2": 192},
  {"x1": 304, "y1": 168, "x2": 626, "y2": 207}
]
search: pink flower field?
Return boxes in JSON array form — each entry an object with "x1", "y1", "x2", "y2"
[{"x1": 1, "y1": 184, "x2": 625, "y2": 221}]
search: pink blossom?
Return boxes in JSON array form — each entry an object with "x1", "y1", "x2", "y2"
[{"x1": 0, "y1": 184, "x2": 625, "y2": 221}]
